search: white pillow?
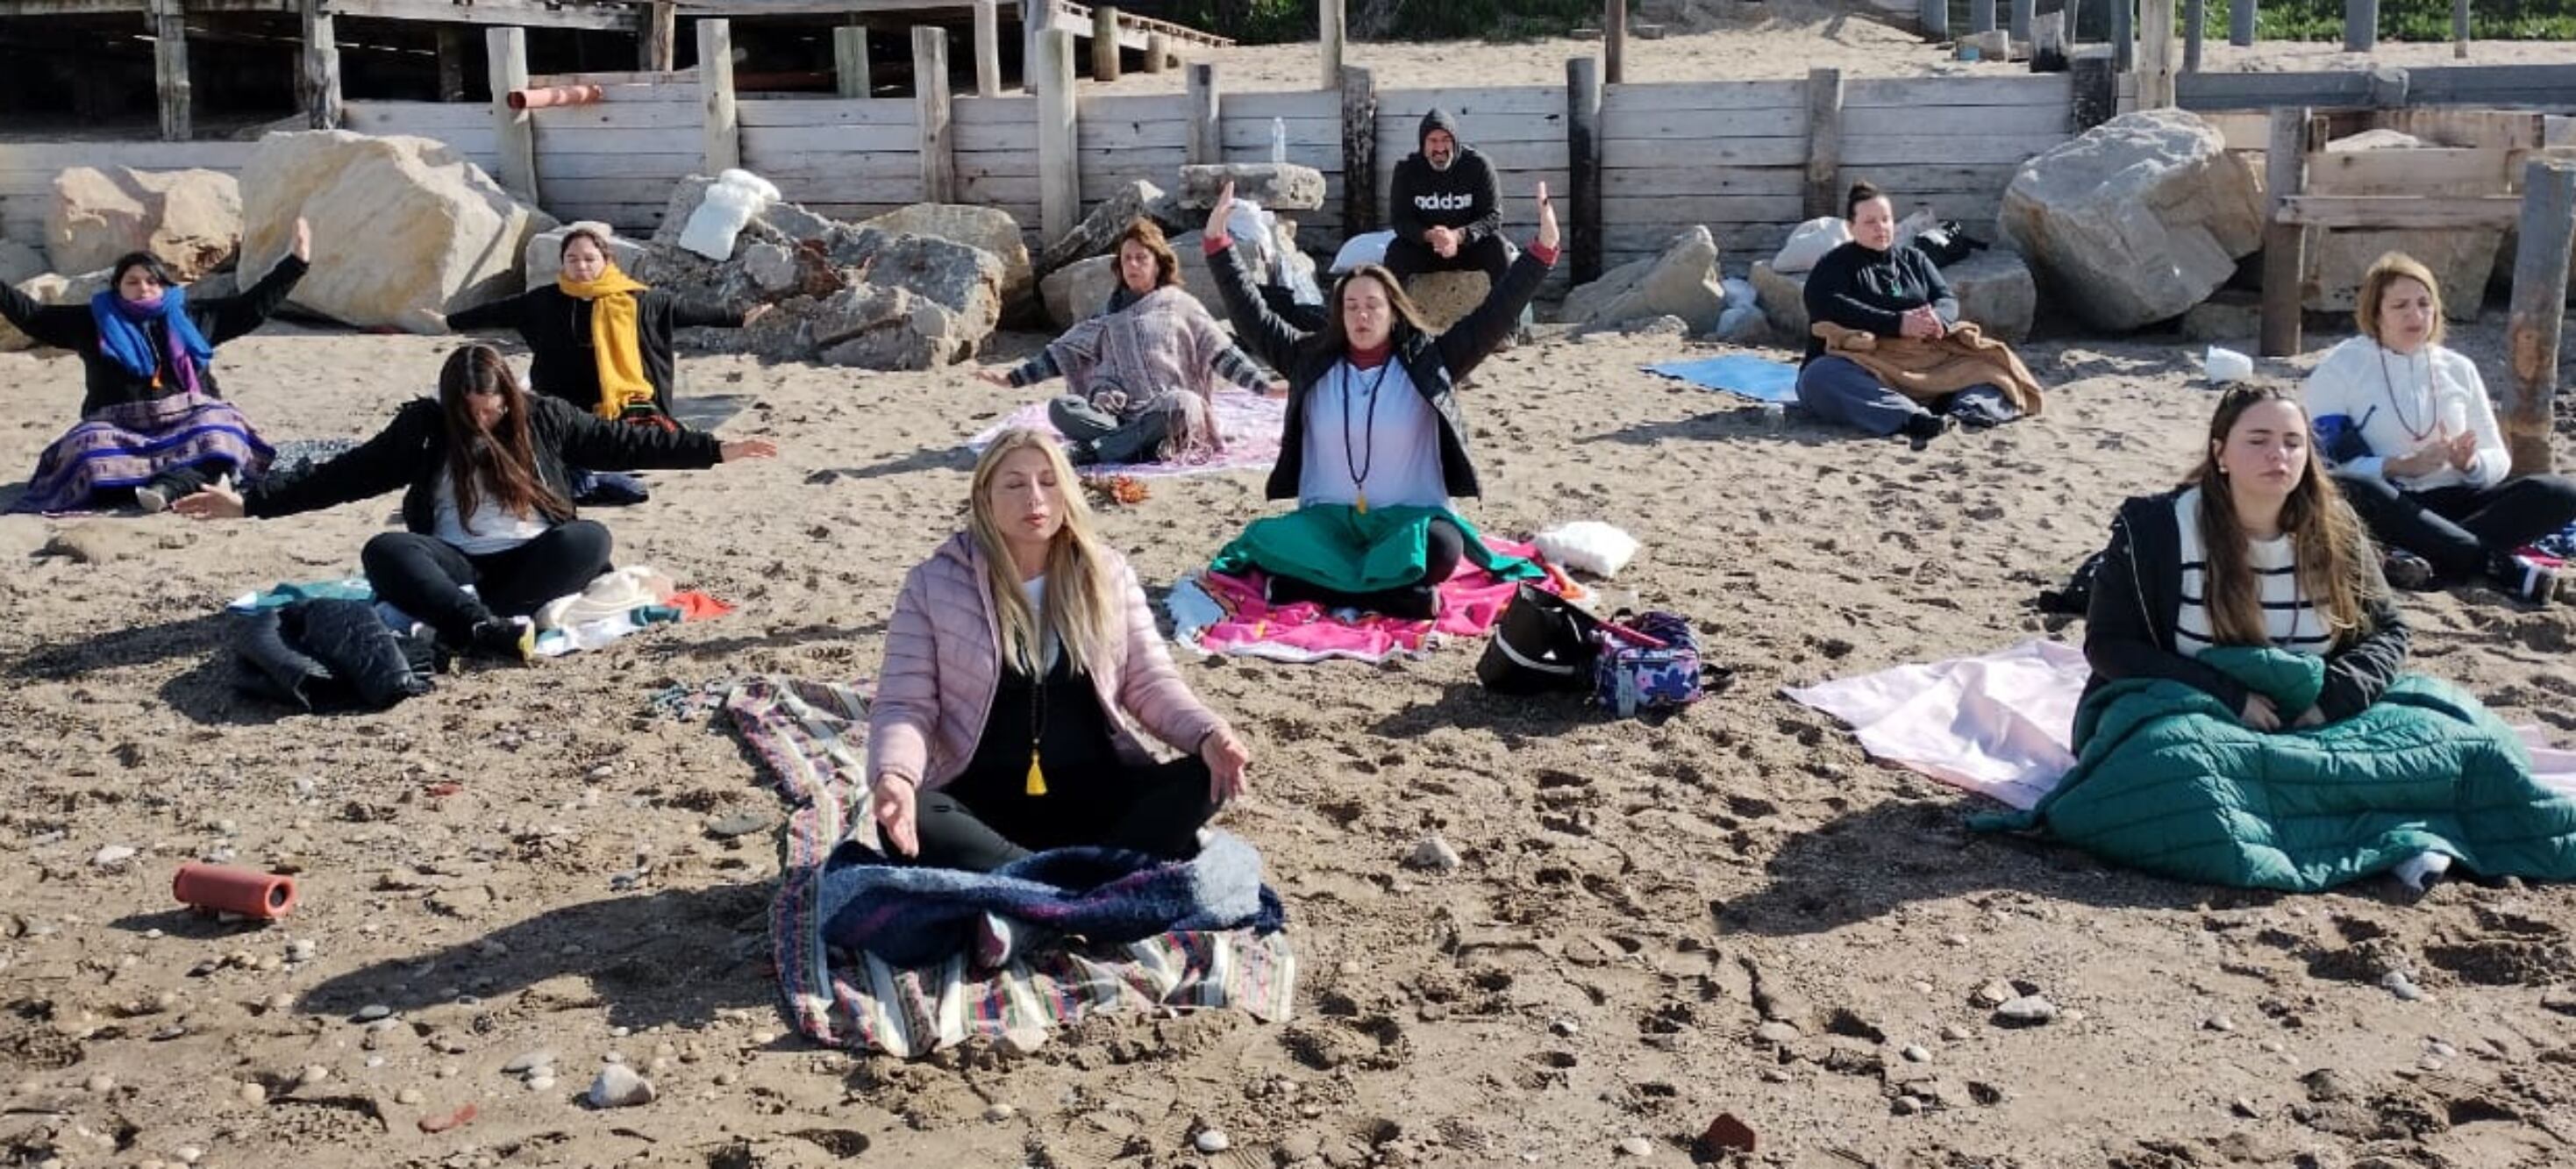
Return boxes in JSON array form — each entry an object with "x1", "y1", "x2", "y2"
[{"x1": 1533, "y1": 521, "x2": 1641, "y2": 579}]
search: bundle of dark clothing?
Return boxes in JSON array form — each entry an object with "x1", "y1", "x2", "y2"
[{"x1": 232, "y1": 599, "x2": 441, "y2": 712}]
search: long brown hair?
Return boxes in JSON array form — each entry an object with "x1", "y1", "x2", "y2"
[
  {"x1": 1115, "y1": 218, "x2": 1182, "y2": 289},
  {"x1": 1313, "y1": 265, "x2": 1430, "y2": 356},
  {"x1": 439, "y1": 345, "x2": 574, "y2": 533},
  {"x1": 2183, "y1": 384, "x2": 2376, "y2": 647},
  {"x1": 966, "y1": 429, "x2": 1120, "y2": 677}
]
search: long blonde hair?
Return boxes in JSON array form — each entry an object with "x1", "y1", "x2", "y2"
[
  {"x1": 2185, "y1": 385, "x2": 2377, "y2": 648},
  {"x1": 967, "y1": 429, "x2": 1122, "y2": 677}
]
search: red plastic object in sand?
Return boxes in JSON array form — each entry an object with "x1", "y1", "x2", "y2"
[{"x1": 171, "y1": 862, "x2": 299, "y2": 921}]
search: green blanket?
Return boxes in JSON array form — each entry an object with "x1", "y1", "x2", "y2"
[
  {"x1": 1972, "y1": 647, "x2": 2576, "y2": 891},
  {"x1": 1210, "y1": 504, "x2": 1540, "y2": 594}
]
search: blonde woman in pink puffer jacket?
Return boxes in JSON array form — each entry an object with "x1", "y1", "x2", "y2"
[{"x1": 866, "y1": 428, "x2": 1253, "y2": 871}]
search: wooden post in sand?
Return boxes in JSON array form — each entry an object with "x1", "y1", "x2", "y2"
[
  {"x1": 2137, "y1": 0, "x2": 2175, "y2": 108},
  {"x1": 1091, "y1": 5, "x2": 1120, "y2": 82},
  {"x1": 641, "y1": 1, "x2": 677, "y2": 70},
  {"x1": 974, "y1": 0, "x2": 1003, "y2": 96},
  {"x1": 2182, "y1": 0, "x2": 2204, "y2": 73},
  {"x1": 2110, "y1": 0, "x2": 2133, "y2": 72},
  {"x1": 2231, "y1": 0, "x2": 2256, "y2": 45},
  {"x1": 1972, "y1": 0, "x2": 1997, "y2": 34},
  {"x1": 488, "y1": 27, "x2": 538, "y2": 203},
  {"x1": 834, "y1": 25, "x2": 872, "y2": 98},
  {"x1": 1605, "y1": 0, "x2": 1626, "y2": 84},
  {"x1": 698, "y1": 19, "x2": 740, "y2": 175},
  {"x1": 2258, "y1": 107, "x2": 2316, "y2": 359},
  {"x1": 148, "y1": 0, "x2": 190, "y2": 140},
  {"x1": 1922, "y1": 0, "x2": 1950, "y2": 40},
  {"x1": 1144, "y1": 32, "x2": 1168, "y2": 75},
  {"x1": 435, "y1": 28, "x2": 468, "y2": 102},
  {"x1": 1321, "y1": 0, "x2": 1345, "y2": 89},
  {"x1": 1567, "y1": 55, "x2": 1602, "y2": 283},
  {"x1": 2010, "y1": 0, "x2": 2032, "y2": 42},
  {"x1": 2453, "y1": 0, "x2": 2469, "y2": 57},
  {"x1": 914, "y1": 26, "x2": 956, "y2": 203},
  {"x1": 300, "y1": 0, "x2": 341, "y2": 130},
  {"x1": 1803, "y1": 67, "x2": 1844, "y2": 219},
  {"x1": 1186, "y1": 62, "x2": 1220, "y2": 166},
  {"x1": 2344, "y1": 0, "x2": 2376, "y2": 52},
  {"x1": 1342, "y1": 64, "x2": 1379, "y2": 233},
  {"x1": 1035, "y1": 29, "x2": 1079, "y2": 241},
  {"x1": 2501, "y1": 159, "x2": 2576, "y2": 474}
]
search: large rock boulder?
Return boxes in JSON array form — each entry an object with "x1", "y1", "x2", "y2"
[
  {"x1": 238, "y1": 131, "x2": 550, "y2": 332},
  {"x1": 860, "y1": 203, "x2": 1031, "y2": 302},
  {"x1": 1040, "y1": 254, "x2": 1118, "y2": 328},
  {"x1": 1168, "y1": 226, "x2": 1317, "y2": 322},
  {"x1": 1748, "y1": 248, "x2": 2038, "y2": 344},
  {"x1": 46, "y1": 167, "x2": 243, "y2": 282},
  {"x1": 1176, "y1": 163, "x2": 1327, "y2": 211},
  {"x1": 1561, "y1": 225, "x2": 1724, "y2": 334},
  {"x1": 1036, "y1": 179, "x2": 1166, "y2": 275},
  {"x1": 0, "y1": 268, "x2": 109, "y2": 353},
  {"x1": 523, "y1": 221, "x2": 648, "y2": 290},
  {"x1": 0, "y1": 238, "x2": 44, "y2": 286},
  {"x1": 2000, "y1": 109, "x2": 2263, "y2": 331},
  {"x1": 1404, "y1": 270, "x2": 1489, "y2": 332},
  {"x1": 744, "y1": 282, "x2": 980, "y2": 370},
  {"x1": 2301, "y1": 131, "x2": 2496, "y2": 322}
]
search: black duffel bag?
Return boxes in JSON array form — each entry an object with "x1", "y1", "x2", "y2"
[{"x1": 1475, "y1": 582, "x2": 1602, "y2": 695}]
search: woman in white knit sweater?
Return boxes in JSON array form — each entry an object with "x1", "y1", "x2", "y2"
[{"x1": 2302, "y1": 252, "x2": 2576, "y2": 603}]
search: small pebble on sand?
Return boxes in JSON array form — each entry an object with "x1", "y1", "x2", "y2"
[
  {"x1": 297, "y1": 1066, "x2": 330, "y2": 1087},
  {"x1": 396, "y1": 1087, "x2": 425, "y2": 1105},
  {"x1": 84, "y1": 1074, "x2": 114, "y2": 1094},
  {"x1": 1194, "y1": 1130, "x2": 1231, "y2": 1153},
  {"x1": 1902, "y1": 1044, "x2": 1930, "y2": 1063},
  {"x1": 984, "y1": 1103, "x2": 1017, "y2": 1122},
  {"x1": 239, "y1": 1082, "x2": 268, "y2": 1105},
  {"x1": 1616, "y1": 1136, "x2": 1653, "y2": 1157},
  {"x1": 175, "y1": 1148, "x2": 203, "y2": 1165},
  {"x1": 356, "y1": 1004, "x2": 391, "y2": 1022}
]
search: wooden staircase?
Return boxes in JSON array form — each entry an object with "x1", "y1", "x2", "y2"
[{"x1": 1048, "y1": 0, "x2": 1234, "y2": 50}]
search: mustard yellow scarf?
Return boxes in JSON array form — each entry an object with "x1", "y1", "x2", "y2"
[{"x1": 557, "y1": 266, "x2": 654, "y2": 421}]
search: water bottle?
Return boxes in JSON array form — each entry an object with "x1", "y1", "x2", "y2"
[{"x1": 1270, "y1": 117, "x2": 1287, "y2": 164}]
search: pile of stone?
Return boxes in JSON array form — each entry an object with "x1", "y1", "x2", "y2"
[{"x1": 2001, "y1": 109, "x2": 2265, "y2": 333}]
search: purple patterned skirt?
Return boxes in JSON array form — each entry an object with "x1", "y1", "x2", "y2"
[{"x1": 9, "y1": 392, "x2": 274, "y2": 514}]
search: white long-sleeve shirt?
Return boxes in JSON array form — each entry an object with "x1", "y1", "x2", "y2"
[{"x1": 2301, "y1": 335, "x2": 2507, "y2": 492}]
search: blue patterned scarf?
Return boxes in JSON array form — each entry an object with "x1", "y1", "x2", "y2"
[{"x1": 89, "y1": 287, "x2": 212, "y2": 396}]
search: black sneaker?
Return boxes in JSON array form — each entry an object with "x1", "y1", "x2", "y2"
[
  {"x1": 467, "y1": 617, "x2": 535, "y2": 665},
  {"x1": 2382, "y1": 550, "x2": 2437, "y2": 592},
  {"x1": 2494, "y1": 554, "x2": 2567, "y2": 606},
  {"x1": 1063, "y1": 440, "x2": 1104, "y2": 467},
  {"x1": 1900, "y1": 412, "x2": 1954, "y2": 452}
]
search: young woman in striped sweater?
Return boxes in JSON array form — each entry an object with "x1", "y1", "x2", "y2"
[
  {"x1": 866, "y1": 428, "x2": 1252, "y2": 871},
  {"x1": 2084, "y1": 384, "x2": 2409, "y2": 731}
]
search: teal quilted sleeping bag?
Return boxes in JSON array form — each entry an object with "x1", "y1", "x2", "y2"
[{"x1": 1973, "y1": 647, "x2": 2576, "y2": 891}]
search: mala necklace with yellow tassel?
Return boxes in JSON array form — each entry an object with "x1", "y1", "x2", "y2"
[{"x1": 1024, "y1": 645, "x2": 1052, "y2": 797}]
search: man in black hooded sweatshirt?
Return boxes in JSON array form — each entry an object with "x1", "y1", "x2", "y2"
[{"x1": 1384, "y1": 109, "x2": 1510, "y2": 287}]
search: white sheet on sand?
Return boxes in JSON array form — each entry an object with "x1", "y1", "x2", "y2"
[{"x1": 1783, "y1": 639, "x2": 2576, "y2": 811}]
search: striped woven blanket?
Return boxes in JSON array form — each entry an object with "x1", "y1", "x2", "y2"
[{"x1": 724, "y1": 675, "x2": 1296, "y2": 1058}]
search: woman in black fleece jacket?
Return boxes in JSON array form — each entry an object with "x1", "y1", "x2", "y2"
[
  {"x1": 1796, "y1": 182, "x2": 2017, "y2": 448},
  {"x1": 2083, "y1": 385, "x2": 2408, "y2": 736},
  {"x1": 175, "y1": 344, "x2": 777, "y2": 660}
]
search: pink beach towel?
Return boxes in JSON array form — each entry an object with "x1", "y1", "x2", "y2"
[{"x1": 1166, "y1": 538, "x2": 1579, "y2": 664}]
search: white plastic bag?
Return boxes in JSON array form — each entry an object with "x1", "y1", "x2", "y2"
[
  {"x1": 1533, "y1": 521, "x2": 1642, "y2": 580},
  {"x1": 1331, "y1": 230, "x2": 1395, "y2": 274},
  {"x1": 679, "y1": 172, "x2": 777, "y2": 260},
  {"x1": 1771, "y1": 217, "x2": 1850, "y2": 274}
]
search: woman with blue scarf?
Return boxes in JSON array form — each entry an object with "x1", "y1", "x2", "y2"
[{"x1": 1, "y1": 217, "x2": 310, "y2": 514}]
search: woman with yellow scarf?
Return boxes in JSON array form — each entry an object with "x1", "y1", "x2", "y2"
[{"x1": 442, "y1": 229, "x2": 767, "y2": 497}]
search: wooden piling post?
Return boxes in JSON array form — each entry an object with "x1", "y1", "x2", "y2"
[
  {"x1": 299, "y1": 0, "x2": 340, "y2": 130},
  {"x1": 2231, "y1": 0, "x2": 2256, "y2": 45},
  {"x1": 1035, "y1": 28, "x2": 1079, "y2": 242},
  {"x1": 641, "y1": 1, "x2": 677, "y2": 70},
  {"x1": 698, "y1": 18, "x2": 739, "y2": 175},
  {"x1": 2070, "y1": 50, "x2": 2116, "y2": 128},
  {"x1": 488, "y1": 27, "x2": 536, "y2": 203},
  {"x1": 2344, "y1": 0, "x2": 2376, "y2": 52},
  {"x1": 1921, "y1": 0, "x2": 1949, "y2": 41},
  {"x1": 2182, "y1": 0, "x2": 2204, "y2": 73},
  {"x1": 2010, "y1": 0, "x2": 2033, "y2": 42},
  {"x1": 2139, "y1": 0, "x2": 2175, "y2": 108},
  {"x1": 1144, "y1": 32, "x2": 1168, "y2": 75},
  {"x1": 2258, "y1": 107, "x2": 2316, "y2": 359},
  {"x1": 913, "y1": 26, "x2": 956, "y2": 202},
  {"x1": 1605, "y1": 0, "x2": 1626, "y2": 84},
  {"x1": 1802, "y1": 67, "x2": 1844, "y2": 220},
  {"x1": 435, "y1": 27, "x2": 467, "y2": 102},
  {"x1": 2453, "y1": 0, "x2": 2469, "y2": 57},
  {"x1": 1091, "y1": 5, "x2": 1120, "y2": 82},
  {"x1": 973, "y1": 0, "x2": 1003, "y2": 96},
  {"x1": 834, "y1": 26, "x2": 871, "y2": 98},
  {"x1": 1566, "y1": 55, "x2": 1602, "y2": 282},
  {"x1": 1321, "y1": 0, "x2": 1345, "y2": 90},
  {"x1": 1021, "y1": 0, "x2": 1044, "y2": 94},
  {"x1": 1972, "y1": 0, "x2": 1997, "y2": 34},
  {"x1": 148, "y1": 0, "x2": 189, "y2": 141},
  {"x1": 2111, "y1": 0, "x2": 2133, "y2": 73},
  {"x1": 2502, "y1": 159, "x2": 2576, "y2": 474},
  {"x1": 1185, "y1": 61, "x2": 1220, "y2": 167},
  {"x1": 1341, "y1": 64, "x2": 1378, "y2": 234}
]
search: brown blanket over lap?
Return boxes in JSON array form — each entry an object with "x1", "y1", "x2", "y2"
[{"x1": 1811, "y1": 321, "x2": 2047, "y2": 417}]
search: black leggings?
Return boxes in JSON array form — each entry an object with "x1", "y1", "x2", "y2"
[
  {"x1": 1267, "y1": 517, "x2": 1466, "y2": 617},
  {"x1": 2334, "y1": 473, "x2": 2576, "y2": 581},
  {"x1": 911, "y1": 756, "x2": 1220, "y2": 873},
  {"x1": 360, "y1": 521, "x2": 614, "y2": 645}
]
